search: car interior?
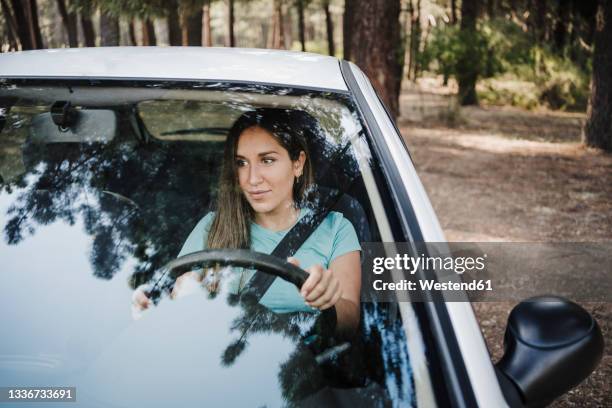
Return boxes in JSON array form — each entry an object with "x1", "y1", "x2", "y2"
[{"x1": 17, "y1": 87, "x2": 381, "y2": 251}]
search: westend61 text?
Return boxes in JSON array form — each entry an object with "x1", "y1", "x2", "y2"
[{"x1": 373, "y1": 279, "x2": 493, "y2": 292}]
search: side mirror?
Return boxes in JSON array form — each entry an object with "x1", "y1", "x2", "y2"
[{"x1": 496, "y1": 296, "x2": 604, "y2": 408}]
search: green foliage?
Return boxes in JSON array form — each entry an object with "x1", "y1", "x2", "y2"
[
  {"x1": 480, "y1": 46, "x2": 591, "y2": 111},
  {"x1": 478, "y1": 76, "x2": 540, "y2": 110},
  {"x1": 480, "y1": 18, "x2": 533, "y2": 75},
  {"x1": 422, "y1": 17, "x2": 592, "y2": 111},
  {"x1": 420, "y1": 25, "x2": 461, "y2": 81},
  {"x1": 70, "y1": 0, "x2": 171, "y2": 17},
  {"x1": 531, "y1": 46, "x2": 590, "y2": 111},
  {"x1": 422, "y1": 24, "x2": 491, "y2": 82}
]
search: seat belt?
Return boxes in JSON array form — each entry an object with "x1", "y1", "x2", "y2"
[{"x1": 243, "y1": 187, "x2": 344, "y2": 301}]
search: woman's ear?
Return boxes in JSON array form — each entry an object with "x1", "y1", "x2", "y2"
[{"x1": 294, "y1": 151, "x2": 306, "y2": 177}]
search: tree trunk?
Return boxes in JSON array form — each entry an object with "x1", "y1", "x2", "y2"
[
  {"x1": 406, "y1": 0, "x2": 414, "y2": 80},
  {"x1": 9, "y1": 0, "x2": 43, "y2": 49},
  {"x1": 346, "y1": 0, "x2": 403, "y2": 119},
  {"x1": 8, "y1": 0, "x2": 28, "y2": 49},
  {"x1": 27, "y1": 0, "x2": 43, "y2": 48},
  {"x1": 451, "y1": 0, "x2": 457, "y2": 24},
  {"x1": 421, "y1": 18, "x2": 433, "y2": 68},
  {"x1": 260, "y1": 22, "x2": 268, "y2": 48},
  {"x1": 323, "y1": 0, "x2": 335, "y2": 56},
  {"x1": 487, "y1": 0, "x2": 495, "y2": 19},
  {"x1": 553, "y1": 0, "x2": 570, "y2": 53},
  {"x1": 181, "y1": 5, "x2": 203, "y2": 45},
  {"x1": 407, "y1": 0, "x2": 421, "y2": 80},
  {"x1": 167, "y1": 0, "x2": 182, "y2": 46},
  {"x1": 203, "y1": 0, "x2": 212, "y2": 46},
  {"x1": 568, "y1": 0, "x2": 582, "y2": 64},
  {"x1": 485, "y1": 0, "x2": 496, "y2": 76},
  {"x1": 10, "y1": 0, "x2": 43, "y2": 49},
  {"x1": 343, "y1": 0, "x2": 354, "y2": 60},
  {"x1": 457, "y1": 0, "x2": 480, "y2": 105},
  {"x1": 99, "y1": 10, "x2": 119, "y2": 46},
  {"x1": 228, "y1": 0, "x2": 235, "y2": 47},
  {"x1": 80, "y1": 14, "x2": 96, "y2": 47},
  {"x1": 535, "y1": 0, "x2": 547, "y2": 43},
  {"x1": 56, "y1": 0, "x2": 78, "y2": 47},
  {"x1": 271, "y1": 0, "x2": 285, "y2": 49},
  {"x1": 583, "y1": 1, "x2": 612, "y2": 151},
  {"x1": 128, "y1": 19, "x2": 137, "y2": 45},
  {"x1": 297, "y1": 0, "x2": 306, "y2": 51},
  {"x1": 1, "y1": 0, "x2": 20, "y2": 50},
  {"x1": 525, "y1": 0, "x2": 534, "y2": 32},
  {"x1": 141, "y1": 19, "x2": 156, "y2": 46},
  {"x1": 412, "y1": 0, "x2": 421, "y2": 79}
]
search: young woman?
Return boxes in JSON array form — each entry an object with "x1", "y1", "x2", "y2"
[{"x1": 134, "y1": 108, "x2": 361, "y2": 331}]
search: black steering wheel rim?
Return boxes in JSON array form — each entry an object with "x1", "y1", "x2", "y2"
[{"x1": 165, "y1": 249, "x2": 308, "y2": 292}]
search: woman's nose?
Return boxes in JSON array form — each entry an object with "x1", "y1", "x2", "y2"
[{"x1": 248, "y1": 165, "x2": 263, "y2": 185}]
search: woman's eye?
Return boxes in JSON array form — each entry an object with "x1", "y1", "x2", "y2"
[
  {"x1": 262, "y1": 157, "x2": 276, "y2": 165},
  {"x1": 235, "y1": 159, "x2": 247, "y2": 167}
]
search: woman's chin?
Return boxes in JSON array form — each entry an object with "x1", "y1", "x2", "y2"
[{"x1": 248, "y1": 201, "x2": 275, "y2": 214}]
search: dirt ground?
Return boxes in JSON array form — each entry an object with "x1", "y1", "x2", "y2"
[{"x1": 398, "y1": 83, "x2": 611, "y2": 407}]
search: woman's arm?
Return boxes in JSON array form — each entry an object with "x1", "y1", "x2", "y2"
[{"x1": 294, "y1": 250, "x2": 361, "y2": 333}]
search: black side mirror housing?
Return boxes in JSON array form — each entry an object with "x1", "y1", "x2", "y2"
[{"x1": 496, "y1": 296, "x2": 604, "y2": 408}]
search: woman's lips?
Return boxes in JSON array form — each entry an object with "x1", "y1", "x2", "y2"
[{"x1": 248, "y1": 190, "x2": 271, "y2": 200}]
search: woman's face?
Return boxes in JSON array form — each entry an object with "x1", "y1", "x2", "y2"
[{"x1": 235, "y1": 126, "x2": 305, "y2": 216}]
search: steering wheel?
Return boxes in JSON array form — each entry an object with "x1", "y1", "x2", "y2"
[
  {"x1": 161, "y1": 249, "x2": 338, "y2": 339},
  {"x1": 165, "y1": 249, "x2": 309, "y2": 289}
]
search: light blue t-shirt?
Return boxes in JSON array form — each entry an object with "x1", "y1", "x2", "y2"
[{"x1": 177, "y1": 208, "x2": 361, "y2": 313}]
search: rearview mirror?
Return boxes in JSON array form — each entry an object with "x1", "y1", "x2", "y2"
[
  {"x1": 29, "y1": 109, "x2": 117, "y2": 144},
  {"x1": 496, "y1": 296, "x2": 604, "y2": 407}
]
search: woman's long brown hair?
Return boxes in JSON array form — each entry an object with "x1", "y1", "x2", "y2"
[{"x1": 206, "y1": 108, "x2": 316, "y2": 249}]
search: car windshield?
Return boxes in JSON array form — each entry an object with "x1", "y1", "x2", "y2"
[{"x1": 0, "y1": 80, "x2": 437, "y2": 407}]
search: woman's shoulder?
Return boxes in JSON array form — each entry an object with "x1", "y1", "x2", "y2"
[
  {"x1": 177, "y1": 212, "x2": 216, "y2": 257},
  {"x1": 318, "y1": 210, "x2": 361, "y2": 259},
  {"x1": 191, "y1": 211, "x2": 216, "y2": 234},
  {"x1": 299, "y1": 207, "x2": 354, "y2": 232},
  {"x1": 302, "y1": 209, "x2": 356, "y2": 243},
  {"x1": 201, "y1": 211, "x2": 216, "y2": 225},
  {"x1": 322, "y1": 210, "x2": 351, "y2": 229}
]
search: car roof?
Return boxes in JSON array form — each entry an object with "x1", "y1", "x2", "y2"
[{"x1": 0, "y1": 47, "x2": 348, "y2": 92}]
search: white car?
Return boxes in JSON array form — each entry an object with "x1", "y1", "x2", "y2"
[{"x1": 0, "y1": 47, "x2": 603, "y2": 407}]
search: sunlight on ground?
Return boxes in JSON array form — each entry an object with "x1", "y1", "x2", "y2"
[{"x1": 449, "y1": 133, "x2": 585, "y2": 156}]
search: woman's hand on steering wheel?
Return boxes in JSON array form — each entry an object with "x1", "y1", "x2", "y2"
[
  {"x1": 131, "y1": 271, "x2": 201, "y2": 319},
  {"x1": 288, "y1": 257, "x2": 342, "y2": 311}
]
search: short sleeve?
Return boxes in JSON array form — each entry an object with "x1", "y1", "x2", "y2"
[
  {"x1": 177, "y1": 212, "x2": 215, "y2": 257},
  {"x1": 329, "y1": 216, "x2": 361, "y2": 263}
]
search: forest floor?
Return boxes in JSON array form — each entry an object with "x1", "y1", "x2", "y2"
[{"x1": 397, "y1": 78, "x2": 612, "y2": 407}]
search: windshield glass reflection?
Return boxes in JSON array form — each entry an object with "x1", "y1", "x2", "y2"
[{"x1": 0, "y1": 83, "x2": 418, "y2": 407}]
